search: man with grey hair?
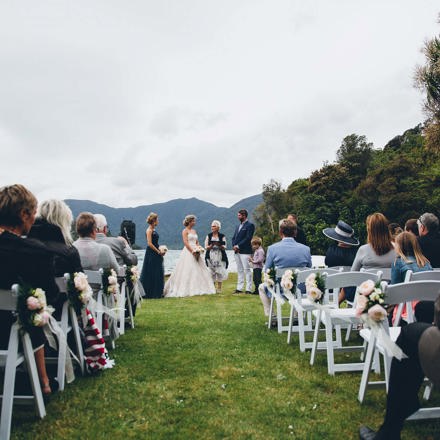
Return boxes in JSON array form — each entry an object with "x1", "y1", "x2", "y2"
[
  {"x1": 417, "y1": 212, "x2": 440, "y2": 267},
  {"x1": 94, "y1": 214, "x2": 138, "y2": 266}
]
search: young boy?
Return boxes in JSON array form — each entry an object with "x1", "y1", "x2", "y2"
[{"x1": 249, "y1": 236, "x2": 265, "y2": 294}]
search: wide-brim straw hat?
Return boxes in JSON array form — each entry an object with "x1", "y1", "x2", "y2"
[
  {"x1": 419, "y1": 326, "x2": 440, "y2": 388},
  {"x1": 322, "y1": 220, "x2": 359, "y2": 246}
]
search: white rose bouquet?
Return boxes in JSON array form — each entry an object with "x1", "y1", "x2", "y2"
[
  {"x1": 67, "y1": 272, "x2": 93, "y2": 314},
  {"x1": 102, "y1": 268, "x2": 119, "y2": 296},
  {"x1": 305, "y1": 272, "x2": 326, "y2": 303},
  {"x1": 280, "y1": 269, "x2": 297, "y2": 293},
  {"x1": 159, "y1": 245, "x2": 168, "y2": 254},
  {"x1": 193, "y1": 245, "x2": 205, "y2": 261},
  {"x1": 355, "y1": 279, "x2": 387, "y2": 321},
  {"x1": 17, "y1": 284, "x2": 54, "y2": 332}
]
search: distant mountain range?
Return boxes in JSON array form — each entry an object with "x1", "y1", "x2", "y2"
[{"x1": 65, "y1": 194, "x2": 263, "y2": 249}]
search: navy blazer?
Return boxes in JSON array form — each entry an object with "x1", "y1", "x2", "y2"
[{"x1": 232, "y1": 220, "x2": 255, "y2": 254}]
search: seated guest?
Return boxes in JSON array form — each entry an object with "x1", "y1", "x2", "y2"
[
  {"x1": 73, "y1": 212, "x2": 122, "y2": 272},
  {"x1": 29, "y1": 199, "x2": 82, "y2": 276},
  {"x1": 0, "y1": 184, "x2": 59, "y2": 395},
  {"x1": 322, "y1": 220, "x2": 359, "y2": 303},
  {"x1": 417, "y1": 212, "x2": 440, "y2": 268},
  {"x1": 351, "y1": 213, "x2": 396, "y2": 272},
  {"x1": 360, "y1": 294, "x2": 440, "y2": 440},
  {"x1": 404, "y1": 218, "x2": 419, "y2": 236},
  {"x1": 391, "y1": 231, "x2": 432, "y2": 324},
  {"x1": 258, "y1": 219, "x2": 312, "y2": 316},
  {"x1": 287, "y1": 213, "x2": 307, "y2": 245},
  {"x1": 30, "y1": 202, "x2": 113, "y2": 371},
  {"x1": 94, "y1": 214, "x2": 138, "y2": 266},
  {"x1": 388, "y1": 222, "x2": 403, "y2": 246}
]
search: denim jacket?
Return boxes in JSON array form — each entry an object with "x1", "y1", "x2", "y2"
[{"x1": 391, "y1": 256, "x2": 432, "y2": 285}]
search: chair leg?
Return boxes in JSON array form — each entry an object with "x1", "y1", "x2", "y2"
[
  {"x1": 69, "y1": 307, "x2": 85, "y2": 375},
  {"x1": 22, "y1": 332, "x2": 46, "y2": 419},
  {"x1": 325, "y1": 314, "x2": 335, "y2": 375},
  {"x1": 267, "y1": 296, "x2": 274, "y2": 329},
  {"x1": 358, "y1": 336, "x2": 377, "y2": 404},
  {"x1": 277, "y1": 301, "x2": 283, "y2": 334},
  {"x1": 126, "y1": 287, "x2": 135, "y2": 329},
  {"x1": 310, "y1": 310, "x2": 322, "y2": 365},
  {"x1": 287, "y1": 305, "x2": 294, "y2": 344}
]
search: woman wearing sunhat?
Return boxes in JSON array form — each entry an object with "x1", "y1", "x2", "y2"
[{"x1": 323, "y1": 220, "x2": 359, "y2": 303}]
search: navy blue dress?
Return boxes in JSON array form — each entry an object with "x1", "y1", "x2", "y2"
[{"x1": 140, "y1": 230, "x2": 164, "y2": 298}]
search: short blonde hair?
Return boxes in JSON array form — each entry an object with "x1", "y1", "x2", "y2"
[
  {"x1": 147, "y1": 212, "x2": 158, "y2": 225},
  {"x1": 183, "y1": 214, "x2": 196, "y2": 227},
  {"x1": 211, "y1": 220, "x2": 221, "y2": 229},
  {"x1": 251, "y1": 236, "x2": 262, "y2": 246}
]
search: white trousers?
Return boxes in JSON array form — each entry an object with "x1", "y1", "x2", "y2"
[
  {"x1": 258, "y1": 283, "x2": 271, "y2": 316},
  {"x1": 234, "y1": 252, "x2": 252, "y2": 291}
]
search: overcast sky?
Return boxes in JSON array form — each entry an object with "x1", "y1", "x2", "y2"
[{"x1": 1, "y1": 1, "x2": 438, "y2": 208}]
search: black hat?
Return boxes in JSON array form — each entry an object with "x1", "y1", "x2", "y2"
[{"x1": 322, "y1": 220, "x2": 359, "y2": 246}]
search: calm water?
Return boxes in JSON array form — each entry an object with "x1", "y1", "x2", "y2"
[{"x1": 135, "y1": 250, "x2": 325, "y2": 274}]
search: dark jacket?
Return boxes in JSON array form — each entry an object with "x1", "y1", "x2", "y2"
[
  {"x1": 0, "y1": 230, "x2": 61, "y2": 348},
  {"x1": 418, "y1": 233, "x2": 440, "y2": 268},
  {"x1": 205, "y1": 232, "x2": 229, "y2": 268},
  {"x1": 232, "y1": 220, "x2": 255, "y2": 254}
]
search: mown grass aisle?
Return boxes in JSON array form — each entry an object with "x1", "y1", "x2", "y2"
[{"x1": 11, "y1": 275, "x2": 440, "y2": 439}]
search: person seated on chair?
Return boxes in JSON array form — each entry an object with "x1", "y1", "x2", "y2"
[
  {"x1": 390, "y1": 231, "x2": 432, "y2": 325},
  {"x1": 322, "y1": 220, "x2": 359, "y2": 304},
  {"x1": 0, "y1": 184, "x2": 61, "y2": 395},
  {"x1": 359, "y1": 294, "x2": 440, "y2": 440},
  {"x1": 28, "y1": 199, "x2": 83, "y2": 276},
  {"x1": 258, "y1": 219, "x2": 312, "y2": 317},
  {"x1": 351, "y1": 213, "x2": 396, "y2": 272},
  {"x1": 286, "y1": 213, "x2": 307, "y2": 245},
  {"x1": 73, "y1": 212, "x2": 122, "y2": 273},
  {"x1": 94, "y1": 214, "x2": 138, "y2": 267},
  {"x1": 417, "y1": 212, "x2": 440, "y2": 268}
]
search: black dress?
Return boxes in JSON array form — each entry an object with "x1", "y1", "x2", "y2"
[{"x1": 140, "y1": 230, "x2": 164, "y2": 298}]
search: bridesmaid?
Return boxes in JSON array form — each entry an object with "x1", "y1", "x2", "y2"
[{"x1": 140, "y1": 212, "x2": 165, "y2": 298}]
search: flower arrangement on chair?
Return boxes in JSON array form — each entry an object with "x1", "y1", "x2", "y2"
[
  {"x1": 67, "y1": 272, "x2": 93, "y2": 315},
  {"x1": 125, "y1": 265, "x2": 139, "y2": 290},
  {"x1": 102, "y1": 268, "x2": 119, "y2": 296},
  {"x1": 280, "y1": 269, "x2": 297, "y2": 294},
  {"x1": 16, "y1": 283, "x2": 54, "y2": 331},
  {"x1": 263, "y1": 266, "x2": 276, "y2": 288},
  {"x1": 305, "y1": 272, "x2": 326, "y2": 303},
  {"x1": 354, "y1": 279, "x2": 387, "y2": 321}
]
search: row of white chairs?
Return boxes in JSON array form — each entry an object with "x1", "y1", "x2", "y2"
[
  {"x1": 0, "y1": 267, "x2": 139, "y2": 439},
  {"x1": 264, "y1": 266, "x2": 440, "y2": 424}
]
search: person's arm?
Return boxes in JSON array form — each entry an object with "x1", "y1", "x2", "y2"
[
  {"x1": 390, "y1": 260, "x2": 401, "y2": 285},
  {"x1": 306, "y1": 248, "x2": 312, "y2": 268},
  {"x1": 351, "y1": 246, "x2": 364, "y2": 271},
  {"x1": 205, "y1": 235, "x2": 212, "y2": 250},
  {"x1": 264, "y1": 246, "x2": 274, "y2": 271},
  {"x1": 237, "y1": 222, "x2": 255, "y2": 249}
]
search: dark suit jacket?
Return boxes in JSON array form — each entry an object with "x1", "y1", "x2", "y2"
[
  {"x1": 232, "y1": 220, "x2": 255, "y2": 254},
  {"x1": 0, "y1": 231, "x2": 61, "y2": 348},
  {"x1": 418, "y1": 233, "x2": 440, "y2": 268}
]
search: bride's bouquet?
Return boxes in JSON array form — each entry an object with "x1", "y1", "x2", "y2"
[{"x1": 193, "y1": 245, "x2": 205, "y2": 261}]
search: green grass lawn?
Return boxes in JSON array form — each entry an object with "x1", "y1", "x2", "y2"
[{"x1": 10, "y1": 274, "x2": 440, "y2": 439}]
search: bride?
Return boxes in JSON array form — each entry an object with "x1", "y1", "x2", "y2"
[{"x1": 164, "y1": 215, "x2": 216, "y2": 298}]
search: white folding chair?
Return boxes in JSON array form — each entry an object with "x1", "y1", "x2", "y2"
[
  {"x1": 360, "y1": 267, "x2": 391, "y2": 282},
  {"x1": 358, "y1": 277, "x2": 440, "y2": 405},
  {"x1": 55, "y1": 276, "x2": 85, "y2": 378},
  {"x1": 84, "y1": 269, "x2": 104, "y2": 333},
  {"x1": 309, "y1": 271, "x2": 382, "y2": 375},
  {"x1": 0, "y1": 286, "x2": 46, "y2": 440},
  {"x1": 287, "y1": 267, "x2": 342, "y2": 350}
]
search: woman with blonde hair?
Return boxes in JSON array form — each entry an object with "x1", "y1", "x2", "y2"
[
  {"x1": 351, "y1": 212, "x2": 396, "y2": 271},
  {"x1": 140, "y1": 212, "x2": 165, "y2": 299},
  {"x1": 164, "y1": 214, "x2": 215, "y2": 297}
]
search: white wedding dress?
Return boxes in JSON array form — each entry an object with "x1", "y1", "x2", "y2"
[{"x1": 163, "y1": 232, "x2": 216, "y2": 298}]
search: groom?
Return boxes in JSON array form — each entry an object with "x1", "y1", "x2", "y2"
[{"x1": 232, "y1": 209, "x2": 255, "y2": 294}]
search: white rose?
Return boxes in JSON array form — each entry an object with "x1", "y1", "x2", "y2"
[
  {"x1": 307, "y1": 286, "x2": 322, "y2": 302},
  {"x1": 368, "y1": 304, "x2": 387, "y2": 322},
  {"x1": 108, "y1": 275, "x2": 118, "y2": 285},
  {"x1": 358, "y1": 280, "x2": 375, "y2": 296},
  {"x1": 74, "y1": 272, "x2": 89, "y2": 292}
]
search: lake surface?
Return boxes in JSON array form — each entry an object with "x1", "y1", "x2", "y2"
[{"x1": 135, "y1": 250, "x2": 325, "y2": 274}]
